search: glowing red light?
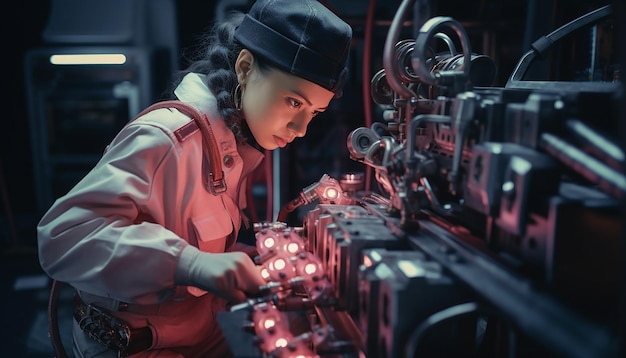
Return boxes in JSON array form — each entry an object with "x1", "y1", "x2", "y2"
[
  {"x1": 274, "y1": 337, "x2": 289, "y2": 348},
  {"x1": 261, "y1": 252, "x2": 297, "y2": 282},
  {"x1": 255, "y1": 322, "x2": 294, "y2": 353},
  {"x1": 263, "y1": 237, "x2": 276, "y2": 249},
  {"x1": 285, "y1": 242, "x2": 301, "y2": 254},
  {"x1": 252, "y1": 303, "x2": 285, "y2": 334},
  {"x1": 303, "y1": 263, "x2": 318, "y2": 275},
  {"x1": 294, "y1": 251, "x2": 324, "y2": 282},
  {"x1": 274, "y1": 258, "x2": 286, "y2": 270},
  {"x1": 256, "y1": 229, "x2": 282, "y2": 255},
  {"x1": 262, "y1": 318, "x2": 276, "y2": 329},
  {"x1": 323, "y1": 187, "x2": 339, "y2": 199},
  {"x1": 260, "y1": 268, "x2": 270, "y2": 280}
]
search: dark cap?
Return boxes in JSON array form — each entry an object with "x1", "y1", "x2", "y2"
[{"x1": 235, "y1": 0, "x2": 352, "y2": 97}]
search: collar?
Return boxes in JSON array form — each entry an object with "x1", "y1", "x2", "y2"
[
  {"x1": 175, "y1": 72, "x2": 265, "y2": 172},
  {"x1": 174, "y1": 72, "x2": 219, "y2": 115},
  {"x1": 174, "y1": 73, "x2": 237, "y2": 148}
]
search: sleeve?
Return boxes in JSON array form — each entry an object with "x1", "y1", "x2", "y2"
[{"x1": 37, "y1": 119, "x2": 189, "y2": 303}]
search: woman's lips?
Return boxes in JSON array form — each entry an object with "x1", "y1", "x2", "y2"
[{"x1": 274, "y1": 135, "x2": 287, "y2": 148}]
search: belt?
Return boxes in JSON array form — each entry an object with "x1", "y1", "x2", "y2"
[
  {"x1": 77, "y1": 290, "x2": 165, "y2": 315},
  {"x1": 74, "y1": 294, "x2": 153, "y2": 356}
]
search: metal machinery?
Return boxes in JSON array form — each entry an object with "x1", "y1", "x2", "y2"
[{"x1": 220, "y1": 2, "x2": 623, "y2": 357}]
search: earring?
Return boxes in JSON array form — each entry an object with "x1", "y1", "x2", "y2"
[{"x1": 233, "y1": 83, "x2": 243, "y2": 111}]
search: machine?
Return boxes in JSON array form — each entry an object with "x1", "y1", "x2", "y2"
[{"x1": 219, "y1": 2, "x2": 623, "y2": 358}]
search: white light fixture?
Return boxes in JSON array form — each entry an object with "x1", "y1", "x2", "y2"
[{"x1": 49, "y1": 53, "x2": 127, "y2": 65}]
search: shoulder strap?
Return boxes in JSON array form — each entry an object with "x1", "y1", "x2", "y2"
[{"x1": 134, "y1": 100, "x2": 227, "y2": 195}]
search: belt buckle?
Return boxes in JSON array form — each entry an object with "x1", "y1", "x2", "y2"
[{"x1": 79, "y1": 303, "x2": 132, "y2": 357}]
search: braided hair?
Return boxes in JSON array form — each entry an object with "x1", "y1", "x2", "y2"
[{"x1": 165, "y1": 12, "x2": 265, "y2": 143}]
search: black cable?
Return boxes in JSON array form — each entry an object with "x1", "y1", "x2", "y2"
[
  {"x1": 404, "y1": 302, "x2": 480, "y2": 358},
  {"x1": 507, "y1": 5, "x2": 612, "y2": 85},
  {"x1": 363, "y1": 0, "x2": 376, "y2": 192}
]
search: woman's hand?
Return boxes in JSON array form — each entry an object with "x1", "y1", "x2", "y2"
[{"x1": 176, "y1": 247, "x2": 266, "y2": 303}]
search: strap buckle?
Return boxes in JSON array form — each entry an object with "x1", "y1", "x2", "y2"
[{"x1": 208, "y1": 171, "x2": 227, "y2": 194}]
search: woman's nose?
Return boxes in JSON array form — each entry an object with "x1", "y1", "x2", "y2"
[{"x1": 288, "y1": 114, "x2": 309, "y2": 138}]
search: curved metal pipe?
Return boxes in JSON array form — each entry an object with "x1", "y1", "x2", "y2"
[
  {"x1": 433, "y1": 32, "x2": 457, "y2": 54},
  {"x1": 412, "y1": 17, "x2": 472, "y2": 85},
  {"x1": 366, "y1": 137, "x2": 398, "y2": 171},
  {"x1": 405, "y1": 114, "x2": 452, "y2": 164},
  {"x1": 383, "y1": 0, "x2": 417, "y2": 99}
]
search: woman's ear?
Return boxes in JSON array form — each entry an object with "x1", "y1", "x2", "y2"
[{"x1": 235, "y1": 49, "x2": 255, "y2": 85}]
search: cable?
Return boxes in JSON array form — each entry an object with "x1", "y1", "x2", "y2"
[
  {"x1": 48, "y1": 280, "x2": 69, "y2": 358},
  {"x1": 404, "y1": 302, "x2": 480, "y2": 358},
  {"x1": 507, "y1": 5, "x2": 612, "y2": 85},
  {"x1": 363, "y1": 0, "x2": 376, "y2": 192}
]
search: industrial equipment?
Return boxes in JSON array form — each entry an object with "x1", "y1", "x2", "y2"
[{"x1": 220, "y1": 3, "x2": 623, "y2": 357}]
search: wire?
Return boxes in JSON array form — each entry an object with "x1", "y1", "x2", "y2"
[
  {"x1": 404, "y1": 302, "x2": 480, "y2": 358},
  {"x1": 363, "y1": 0, "x2": 376, "y2": 192},
  {"x1": 48, "y1": 280, "x2": 69, "y2": 358}
]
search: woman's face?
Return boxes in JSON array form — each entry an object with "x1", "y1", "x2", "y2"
[{"x1": 241, "y1": 62, "x2": 335, "y2": 150}]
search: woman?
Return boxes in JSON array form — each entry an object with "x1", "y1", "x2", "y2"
[{"x1": 37, "y1": 0, "x2": 352, "y2": 356}]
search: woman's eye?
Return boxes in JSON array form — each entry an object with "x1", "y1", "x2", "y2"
[
  {"x1": 289, "y1": 98, "x2": 302, "y2": 108},
  {"x1": 311, "y1": 110, "x2": 320, "y2": 117}
]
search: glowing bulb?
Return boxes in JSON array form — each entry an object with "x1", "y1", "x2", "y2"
[
  {"x1": 256, "y1": 229, "x2": 283, "y2": 255},
  {"x1": 274, "y1": 258, "x2": 286, "y2": 270},
  {"x1": 263, "y1": 237, "x2": 276, "y2": 249},
  {"x1": 252, "y1": 303, "x2": 285, "y2": 335},
  {"x1": 286, "y1": 242, "x2": 300, "y2": 253},
  {"x1": 294, "y1": 251, "x2": 324, "y2": 280},
  {"x1": 257, "y1": 326, "x2": 294, "y2": 353},
  {"x1": 304, "y1": 263, "x2": 317, "y2": 275},
  {"x1": 323, "y1": 187, "x2": 338, "y2": 199},
  {"x1": 281, "y1": 232, "x2": 304, "y2": 254},
  {"x1": 262, "y1": 253, "x2": 297, "y2": 282},
  {"x1": 261, "y1": 268, "x2": 270, "y2": 279},
  {"x1": 263, "y1": 319, "x2": 276, "y2": 329}
]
